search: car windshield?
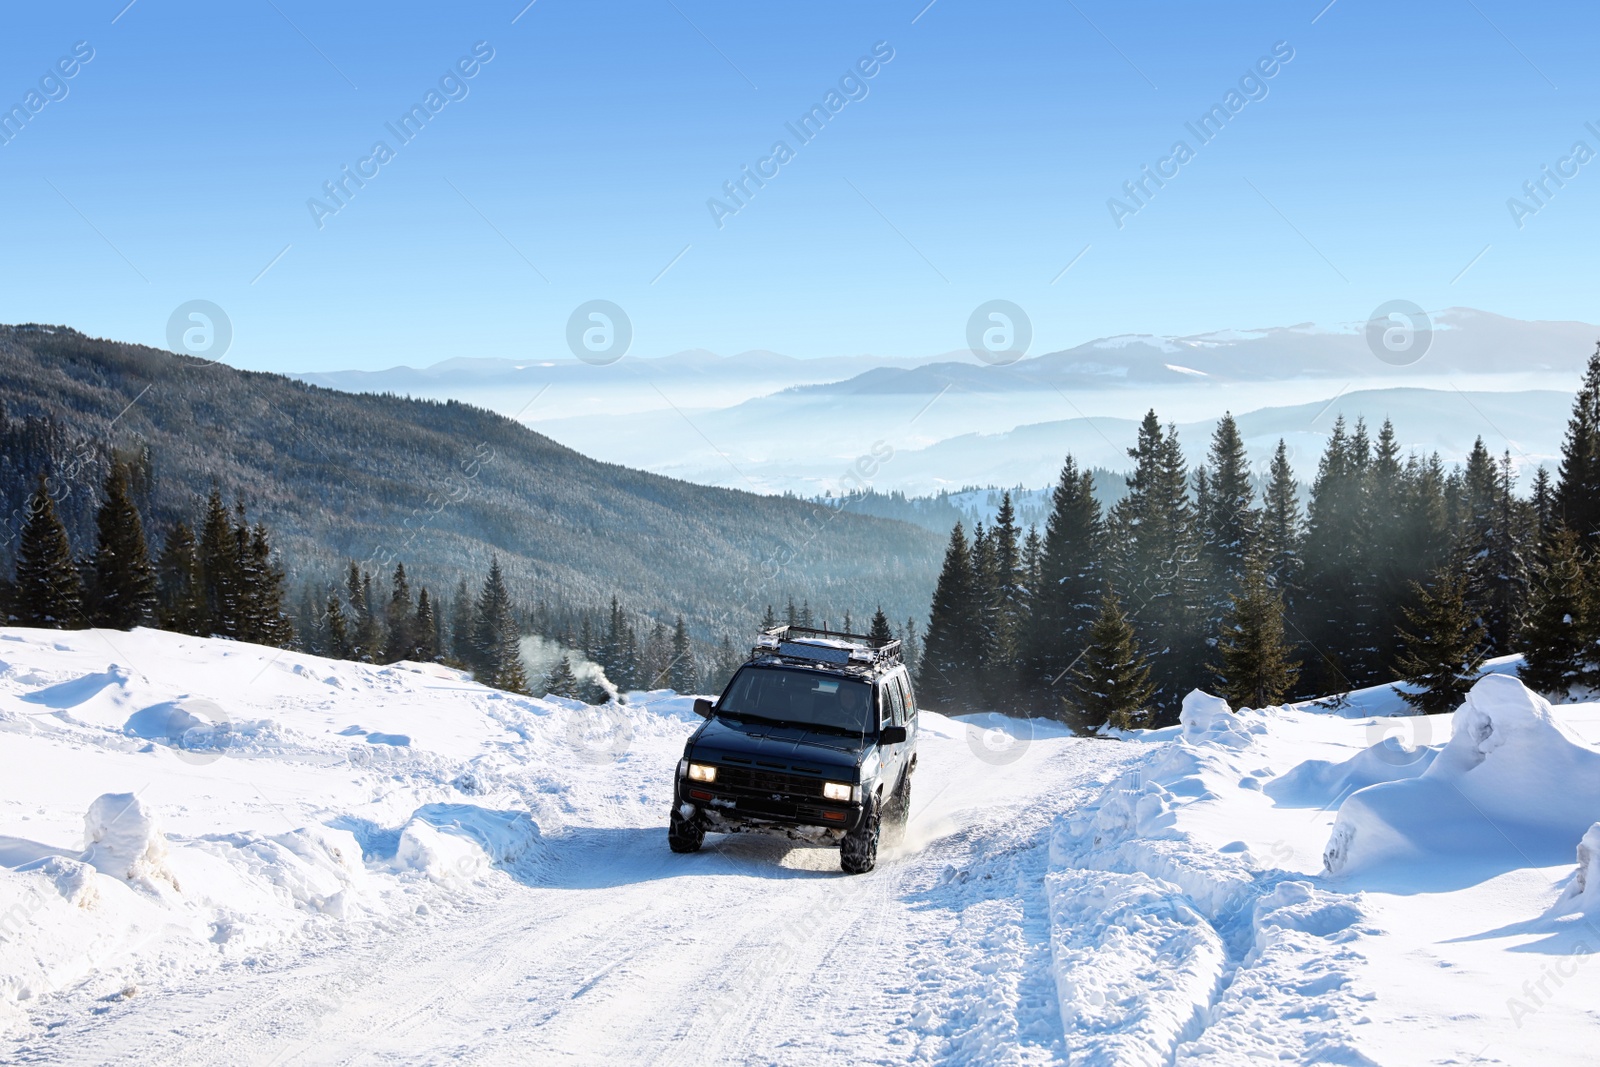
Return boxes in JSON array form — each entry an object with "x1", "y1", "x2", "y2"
[{"x1": 718, "y1": 666, "x2": 873, "y2": 735}]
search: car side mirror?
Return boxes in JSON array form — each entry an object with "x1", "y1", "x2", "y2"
[
  {"x1": 879, "y1": 725, "x2": 907, "y2": 745},
  {"x1": 693, "y1": 698, "x2": 714, "y2": 719}
]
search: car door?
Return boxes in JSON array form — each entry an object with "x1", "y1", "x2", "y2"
[{"x1": 880, "y1": 676, "x2": 907, "y2": 790}]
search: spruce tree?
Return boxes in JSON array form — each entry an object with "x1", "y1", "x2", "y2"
[
  {"x1": 198, "y1": 489, "x2": 240, "y2": 637},
  {"x1": 1107, "y1": 412, "x2": 1200, "y2": 716},
  {"x1": 1519, "y1": 528, "x2": 1596, "y2": 698},
  {"x1": 918, "y1": 523, "x2": 982, "y2": 711},
  {"x1": 449, "y1": 578, "x2": 474, "y2": 666},
  {"x1": 1554, "y1": 342, "x2": 1600, "y2": 550},
  {"x1": 414, "y1": 588, "x2": 439, "y2": 660},
  {"x1": 1197, "y1": 414, "x2": 1257, "y2": 659},
  {"x1": 1395, "y1": 552, "x2": 1487, "y2": 714},
  {"x1": 1299, "y1": 417, "x2": 1374, "y2": 692},
  {"x1": 239, "y1": 522, "x2": 292, "y2": 647},
  {"x1": 156, "y1": 521, "x2": 206, "y2": 635},
  {"x1": 1027, "y1": 455, "x2": 1103, "y2": 705},
  {"x1": 988, "y1": 492, "x2": 1025, "y2": 704},
  {"x1": 88, "y1": 463, "x2": 156, "y2": 629},
  {"x1": 1067, "y1": 589, "x2": 1156, "y2": 732},
  {"x1": 541, "y1": 654, "x2": 581, "y2": 699},
  {"x1": 1259, "y1": 439, "x2": 1303, "y2": 590},
  {"x1": 383, "y1": 563, "x2": 415, "y2": 662},
  {"x1": 325, "y1": 589, "x2": 351, "y2": 660},
  {"x1": 1211, "y1": 557, "x2": 1300, "y2": 709},
  {"x1": 668, "y1": 615, "x2": 697, "y2": 693},
  {"x1": 868, "y1": 607, "x2": 893, "y2": 646},
  {"x1": 13, "y1": 476, "x2": 83, "y2": 628},
  {"x1": 473, "y1": 558, "x2": 528, "y2": 693},
  {"x1": 761, "y1": 604, "x2": 777, "y2": 630}
]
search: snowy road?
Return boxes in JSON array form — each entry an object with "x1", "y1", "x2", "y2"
[
  {"x1": 13, "y1": 632, "x2": 1595, "y2": 1065},
  {"x1": 0, "y1": 633, "x2": 1129, "y2": 1067}
]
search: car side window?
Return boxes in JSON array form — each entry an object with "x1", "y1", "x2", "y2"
[
  {"x1": 896, "y1": 674, "x2": 916, "y2": 721},
  {"x1": 885, "y1": 679, "x2": 906, "y2": 727}
]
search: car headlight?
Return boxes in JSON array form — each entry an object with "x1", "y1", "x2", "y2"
[
  {"x1": 823, "y1": 781, "x2": 852, "y2": 802},
  {"x1": 687, "y1": 763, "x2": 717, "y2": 783}
]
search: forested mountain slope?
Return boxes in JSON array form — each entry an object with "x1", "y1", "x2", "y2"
[{"x1": 0, "y1": 325, "x2": 941, "y2": 638}]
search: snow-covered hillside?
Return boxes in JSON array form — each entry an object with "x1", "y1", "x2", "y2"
[{"x1": 3, "y1": 628, "x2": 1597, "y2": 1064}]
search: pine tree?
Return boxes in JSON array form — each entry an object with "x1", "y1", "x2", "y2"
[
  {"x1": 325, "y1": 589, "x2": 351, "y2": 660},
  {"x1": 449, "y1": 578, "x2": 474, "y2": 666},
  {"x1": 918, "y1": 523, "x2": 982, "y2": 711},
  {"x1": 238, "y1": 522, "x2": 292, "y2": 647},
  {"x1": 761, "y1": 604, "x2": 777, "y2": 630},
  {"x1": 1554, "y1": 342, "x2": 1600, "y2": 551},
  {"x1": 1211, "y1": 557, "x2": 1300, "y2": 709},
  {"x1": 156, "y1": 521, "x2": 206, "y2": 635},
  {"x1": 785, "y1": 597, "x2": 798, "y2": 627},
  {"x1": 198, "y1": 489, "x2": 240, "y2": 637},
  {"x1": 1531, "y1": 465, "x2": 1556, "y2": 545},
  {"x1": 868, "y1": 607, "x2": 893, "y2": 646},
  {"x1": 1067, "y1": 589, "x2": 1155, "y2": 732},
  {"x1": 1027, "y1": 455, "x2": 1104, "y2": 706},
  {"x1": 356, "y1": 572, "x2": 382, "y2": 662},
  {"x1": 383, "y1": 563, "x2": 415, "y2": 662},
  {"x1": 1259, "y1": 439, "x2": 1303, "y2": 590},
  {"x1": 1395, "y1": 552, "x2": 1487, "y2": 714},
  {"x1": 415, "y1": 588, "x2": 439, "y2": 660},
  {"x1": 13, "y1": 476, "x2": 83, "y2": 628},
  {"x1": 668, "y1": 615, "x2": 697, "y2": 693},
  {"x1": 901, "y1": 617, "x2": 921, "y2": 678},
  {"x1": 473, "y1": 558, "x2": 528, "y2": 693},
  {"x1": 1107, "y1": 412, "x2": 1200, "y2": 717},
  {"x1": 989, "y1": 492, "x2": 1025, "y2": 702},
  {"x1": 1519, "y1": 528, "x2": 1597, "y2": 698},
  {"x1": 1200, "y1": 414, "x2": 1256, "y2": 588},
  {"x1": 541, "y1": 654, "x2": 581, "y2": 699},
  {"x1": 798, "y1": 599, "x2": 814, "y2": 628},
  {"x1": 1299, "y1": 417, "x2": 1375, "y2": 692},
  {"x1": 87, "y1": 463, "x2": 156, "y2": 629}
]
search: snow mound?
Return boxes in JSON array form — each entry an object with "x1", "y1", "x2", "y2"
[
  {"x1": 1550, "y1": 823, "x2": 1600, "y2": 917},
  {"x1": 1178, "y1": 690, "x2": 1264, "y2": 750},
  {"x1": 395, "y1": 804, "x2": 543, "y2": 885},
  {"x1": 1046, "y1": 868, "x2": 1225, "y2": 1067},
  {"x1": 1265, "y1": 734, "x2": 1437, "y2": 807},
  {"x1": 1323, "y1": 675, "x2": 1600, "y2": 875},
  {"x1": 81, "y1": 794, "x2": 177, "y2": 894}
]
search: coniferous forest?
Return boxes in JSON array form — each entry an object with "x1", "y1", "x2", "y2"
[{"x1": 917, "y1": 346, "x2": 1600, "y2": 728}]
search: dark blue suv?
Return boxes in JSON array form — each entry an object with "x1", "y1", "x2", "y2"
[{"x1": 668, "y1": 626, "x2": 919, "y2": 874}]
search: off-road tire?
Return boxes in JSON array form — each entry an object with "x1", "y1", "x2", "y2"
[
  {"x1": 882, "y1": 773, "x2": 911, "y2": 847},
  {"x1": 668, "y1": 809, "x2": 704, "y2": 853},
  {"x1": 840, "y1": 803, "x2": 880, "y2": 874}
]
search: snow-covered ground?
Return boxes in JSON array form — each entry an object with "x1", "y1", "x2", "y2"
[{"x1": 2, "y1": 628, "x2": 1597, "y2": 1064}]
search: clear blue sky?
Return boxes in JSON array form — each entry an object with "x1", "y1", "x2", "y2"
[{"x1": 0, "y1": 0, "x2": 1594, "y2": 371}]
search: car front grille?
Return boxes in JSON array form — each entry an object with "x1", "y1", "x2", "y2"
[{"x1": 714, "y1": 765, "x2": 827, "y2": 799}]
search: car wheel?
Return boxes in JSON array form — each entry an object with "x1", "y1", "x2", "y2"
[
  {"x1": 668, "y1": 808, "x2": 704, "y2": 853},
  {"x1": 840, "y1": 802, "x2": 880, "y2": 874},
  {"x1": 882, "y1": 773, "x2": 911, "y2": 847}
]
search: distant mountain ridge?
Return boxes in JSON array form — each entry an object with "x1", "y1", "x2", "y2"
[
  {"x1": 0, "y1": 326, "x2": 942, "y2": 641},
  {"x1": 790, "y1": 309, "x2": 1599, "y2": 395}
]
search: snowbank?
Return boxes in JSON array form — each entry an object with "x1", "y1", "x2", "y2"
[
  {"x1": 1550, "y1": 823, "x2": 1600, "y2": 918},
  {"x1": 81, "y1": 793, "x2": 177, "y2": 893},
  {"x1": 1323, "y1": 675, "x2": 1600, "y2": 875},
  {"x1": 1050, "y1": 691, "x2": 1376, "y2": 1064},
  {"x1": 0, "y1": 626, "x2": 701, "y2": 1034}
]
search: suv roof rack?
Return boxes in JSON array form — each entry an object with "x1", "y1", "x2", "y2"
[{"x1": 749, "y1": 624, "x2": 903, "y2": 673}]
